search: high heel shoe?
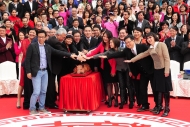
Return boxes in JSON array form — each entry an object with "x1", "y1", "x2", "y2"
[
  {"x1": 161, "y1": 108, "x2": 170, "y2": 117},
  {"x1": 114, "y1": 99, "x2": 118, "y2": 107},
  {"x1": 107, "y1": 99, "x2": 112, "y2": 108},
  {"x1": 16, "y1": 101, "x2": 21, "y2": 109},
  {"x1": 153, "y1": 105, "x2": 162, "y2": 115}
]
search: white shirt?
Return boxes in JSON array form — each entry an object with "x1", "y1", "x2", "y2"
[
  {"x1": 131, "y1": 44, "x2": 137, "y2": 55},
  {"x1": 137, "y1": 20, "x2": 143, "y2": 28},
  {"x1": 171, "y1": 35, "x2": 177, "y2": 42},
  {"x1": 73, "y1": 27, "x2": 78, "y2": 30},
  {"x1": 29, "y1": 1, "x2": 33, "y2": 11},
  {"x1": 150, "y1": 41, "x2": 159, "y2": 49},
  {"x1": 1, "y1": 37, "x2": 6, "y2": 44}
]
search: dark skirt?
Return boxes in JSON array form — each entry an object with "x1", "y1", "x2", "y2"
[
  {"x1": 153, "y1": 68, "x2": 173, "y2": 92},
  {"x1": 101, "y1": 59, "x2": 118, "y2": 84}
]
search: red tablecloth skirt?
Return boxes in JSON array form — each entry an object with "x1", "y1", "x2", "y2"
[{"x1": 59, "y1": 72, "x2": 103, "y2": 111}]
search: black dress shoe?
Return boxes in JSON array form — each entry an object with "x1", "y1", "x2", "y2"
[
  {"x1": 114, "y1": 99, "x2": 118, "y2": 107},
  {"x1": 107, "y1": 99, "x2": 112, "y2": 108},
  {"x1": 129, "y1": 102, "x2": 134, "y2": 109},
  {"x1": 49, "y1": 105, "x2": 59, "y2": 109},
  {"x1": 137, "y1": 106, "x2": 149, "y2": 112},
  {"x1": 161, "y1": 108, "x2": 170, "y2": 117},
  {"x1": 150, "y1": 106, "x2": 157, "y2": 113},
  {"x1": 153, "y1": 105, "x2": 162, "y2": 115}
]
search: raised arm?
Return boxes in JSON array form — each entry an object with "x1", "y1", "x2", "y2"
[{"x1": 131, "y1": 49, "x2": 150, "y2": 63}]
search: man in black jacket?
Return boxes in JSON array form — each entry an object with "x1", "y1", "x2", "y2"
[
  {"x1": 101, "y1": 35, "x2": 156, "y2": 111},
  {"x1": 25, "y1": 30, "x2": 77, "y2": 115}
]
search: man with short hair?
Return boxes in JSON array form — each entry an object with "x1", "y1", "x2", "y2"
[
  {"x1": 20, "y1": 17, "x2": 31, "y2": 37},
  {"x1": 135, "y1": 11, "x2": 150, "y2": 31},
  {"x1": 25, "y1": 30, "x2": 77, "y2": 114},
  {"x1": 67, "y1": 8, "x2": 84, "y2": 29},
  {"x1": 69, "y1": 19, "x2": 82, "y2": 33},
  {"x1": 0, "y1": 25, "x2": 14, "y2": 63},
  {"x1": 49, "y1": 10, "x2": 59, "y2": 28},
  {"x1": 54, "y1": 16, "x2": 68, "y2": 31}
]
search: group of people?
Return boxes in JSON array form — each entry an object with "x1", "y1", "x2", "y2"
[{"x1": 0, "y1": 0, "x2": 190, "y2": 117}]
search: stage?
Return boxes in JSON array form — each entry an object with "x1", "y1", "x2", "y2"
[{"x1": 0, "y1": 96, "x2": 189, "y2": 127}]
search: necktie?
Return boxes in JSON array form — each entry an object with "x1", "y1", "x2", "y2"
[
  {"x1": 121, "y1": 41, "x2": 124, "y2": 47},
  {"x1": 131, "y1": 49, "x2": 136, "y2": 55}
]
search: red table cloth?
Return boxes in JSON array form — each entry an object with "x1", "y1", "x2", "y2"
[{"x1": 59, "y1": 72, "x2": 103, "y2": 111}]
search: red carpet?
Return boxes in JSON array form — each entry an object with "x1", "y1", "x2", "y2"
[{"x1": 0, "y1": 96, "x2": 190, "y2": 122}]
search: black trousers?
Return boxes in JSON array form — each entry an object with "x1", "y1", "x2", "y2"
[
  {"x1": 16, "y1": 62, "x2": 19, "y2": 80},
  {"x1": 45, "y1": 72, "x2": 57, "y2": 106},
  {"x1": 132, "y1": 78, "x2": 141, "y2": 105},
  {"x1": 23, "y1": 69, "x2": 33, "y2": 109},
  {"x1": 117, "y1": 70, "x2": 134, "y2": 103}
]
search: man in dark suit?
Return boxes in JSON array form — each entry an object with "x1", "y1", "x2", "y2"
[
  {"x1": 104, "y1": 35, "x2": 156, "y2": 111},
  {"x1": 67, "y1": 7, "x2": 84, "y2": 29},
  {"x1": 0, "y1": 26, "x2": 14, "y2": 63},
  {"x1": 165, "y1": 26, "x2": 184, "y2": 70},
  {"x1": 82, "y1": 25, "x2": 99, "y2": 71},
  {"x1": 24, "y1": 0, "x2": 38, "y2": 20},
  {"x1": 135, "y1": 11, "x2": 151, "y2": 31},
  {"x1": 69, "y1": 19, "x2": 83, "y2": 34},
  {"x1": 8, "y1": 1, "x2": 23, "y2": 18},
  {"x1": 25, "y1": 30, "x2": 77, "y2": 115},
  {"x1": 93, "y1": 25, "x2": 102, "y2": 45},
  {"x1": 49, "y1": 10, "x2": 59, "y2": 28},
  {"x1": 20, "y1": 17, "x2": 31, "y2": 37},
  {"x1": 118, "y1": 11, "x2": 134, "y2": 35},
  {"x1": 45, "y1": 28, "x2": 68, "y2": 109},
  {"x1": 53, "y1": 16, "x2": 68, "y2": 31}
]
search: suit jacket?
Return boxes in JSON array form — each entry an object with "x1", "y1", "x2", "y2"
[
  {"x1": 45, "y1": 36, "x2": 67, "y2": 75},
  {"x1": 107, "y1": 44, "x2": 154, "y2": 77},
  {"x1": 54, "y1": 25, "x2": 69, "y2": 31},
  {"x1": 24, "y1": 1, "x2": 38, "y2": 19},
  {"x1": 181, "y1": 41, "x2": 190, "y2": 63},
  {"x1": 8, "y1": 2, "x2": 23, "y2": 18},
  {"x1": 135, "y1": 19, "x2": 151, "y2": 31},
  {"x1": 67, "y1": 17, "x2": 84, "y2": 29},
  {"x1": 131, "y1": 42, "x2": 170, "y2": 73},
  {"x1": 0, "y1": 37, "x2": 15, "y2": 63},
  {"x1": 81, "y1": 37, "x2": 99, "y2": 51},
  {"x1": 118, "y1": 20, "x2": 134, "y2": 35},
  {"x1": 25, "y1": 41, "x2": 71, "y2": 77},
  {"x1": 164, "y1": 36, "x2": 183, "y2": 63},
  {"x1": 69, "y1": 27, "x2": 82, "y2": 33},
  {"x1": 49, "y1": 18, "x2": 57, "y2": 28}
]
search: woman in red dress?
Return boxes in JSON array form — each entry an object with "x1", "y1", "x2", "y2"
[
  {"x1": 16, "y1": 29, "x2": 37, "y2": 108},
  {"x1": 8, "y1": 9, "x2": 22, "y2": 36}
]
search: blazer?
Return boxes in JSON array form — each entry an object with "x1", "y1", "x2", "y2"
[
  {"x1": 24, "y1": 1, "x2": 38, "y2": 19},
  {"x1": 67, "y1": 17, "x2": 84, "y2": 29},
  {"x1": 118, "y1": 20, "x2": 134, "y2": 35},
  {"x1": 25, "y1": 41, "x2": 71, "y2": 77},
  {"x1": 81, "y1": 37, "x2": 99, "y2": 51},
  {"x1": 0, "y1": 37, "x2": 15, "y2": 63},
  {"x1": 54, "y1": 25, "x2": 69, "y2": 31},
  {"x1": 181, "y1": 41, "x2": 190, "y2": 63},
  {"x1": 135, "y1": 19, "x2": 151, "y2": 31},
  {"x1": 45, "y1": 36, "x2": 67, "y2": 75},
  {"x1": 107, "y1": 44, "x2": 154, "y2": 77},
  {"x1": 73, "y1": 40, "x2": 83, "y2": 51},
  {"x1": 49, "y1": 18, "x2": 57, "y2": 28},
  {"x1": 164, "y1": 36, "x2": 183, "y2": 63},
  {"x1": 131, "y1": 42, "x2": 170, "y2": 73},
  {"x1": 69, "y1": 27, "x2": 83, "y2": 33},
  {"x1": 8, "y1": 2, "x2": 23, "y2": 18},
  {"x1": 86, "y1": 42, "x2": 116, "y2": 75}
]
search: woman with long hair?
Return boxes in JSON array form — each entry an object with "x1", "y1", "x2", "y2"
[
  {"x1": 82, "y1": 10, "x2": 91, "y2": 26},
  {"x1": 15, "y1": 31, "x2": 25, "y2": 108},
  {"x1": 118, "y1": 2, "x2": 126, "y2": 18},
  {"x1": 164, "y1": 5, "x2": 173, "y2": 24},
  {"x1": 46, "y1": 7, "x2": 54, "y2": 21},
  {"x1": 77, "y1": 3, "x2": 84, "y2": 18},
  {"x1": 8, "y1": 9, "x2": 22, "y2": 36},
  {"x1": 170, "y1": 12, "x2": 182, "y2": 30},
  {"x1": 96, "y1": 6, "x2": 103, "y2": 17},
  {"x1": 145, "y1": 0, "x2": 156, "y2": 23},
  {"x1": 86, "y1": 30, "x2": 118, "y2": 108},
  {"x1": 125, "y1": 32, "x2": 173, "y2": 117},
  {"x1": 8, "y1": 0, "x2": 23, "y2": 18}
]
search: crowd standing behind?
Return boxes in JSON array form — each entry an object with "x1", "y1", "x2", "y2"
[{"x1": 0, "y1": 0, "x2": 190, "y2": 117}]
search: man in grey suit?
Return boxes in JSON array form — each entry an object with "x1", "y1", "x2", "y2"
[
  {"x1": 135, "y1": 11, "x2": 151, "y2": 31},
  {"x1": 53, "y1": 16, "x2": 68, "y2": 31}
]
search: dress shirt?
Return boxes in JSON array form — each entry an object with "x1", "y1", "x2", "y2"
[
  {"x1": 150, "y1": 41, "x2": 159, "y2": 49},
  {"x1": 137, "y1": 20, "x2": 143, "y2": 28},
  {"x1": 131, "y1": 44, "x2": 137, "y2": 55},
  {"x1": 29, "y1": 1, "x2": 33, "y2": 11},
  {"x1": 86, "y1": 37, "x2": 91, "y2": 44},
  {"x1": 120, "y1": 41, "x2": 125, "y2": 48},
  {"x1": 1, "y1": 37, "x2": 6, "y2": 44},
  {"x1": 59, "y1": 25, "x2": 64, "y2": 28},
  {"x1": 73, "y1": 27, "x2": 78, "y2": 30},
  {"x1": 171, "y1": 35, "x2": 177, "y2": 42},
  {"x1": 38, "y1": 42, "x2": 47, "y2": 69}
]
